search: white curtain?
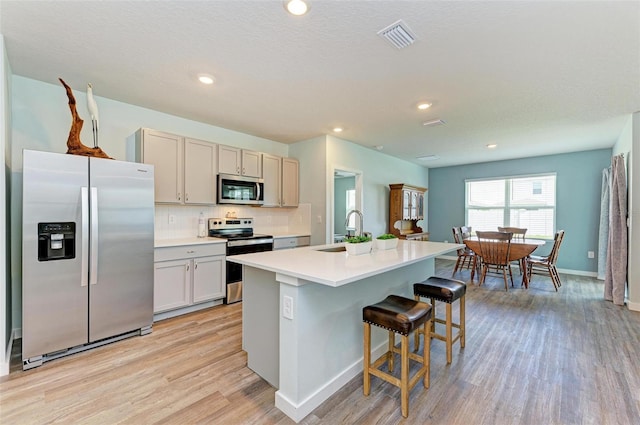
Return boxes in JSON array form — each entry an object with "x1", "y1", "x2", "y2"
[
  {"x1": 604, "y1": 154, "x2": 628, "y2": 305},
  {"x1": 597, "y1": 167, "x2": 610, "y2": 280}
]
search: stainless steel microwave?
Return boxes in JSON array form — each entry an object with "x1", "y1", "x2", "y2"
[{"x1": 217, "y1": 174, "x2": 264, "y2": 205}]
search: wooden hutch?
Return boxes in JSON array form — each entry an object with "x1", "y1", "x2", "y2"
[{"x1": 388, "y1": 183, "x2": 429, "y2": 240}]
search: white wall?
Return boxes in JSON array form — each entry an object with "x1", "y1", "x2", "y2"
[
  {"x1": 289, "y1": 136, "x2": 327, "y2": 246},
  {"x1": 326, "y1": 135, "x2": 429, "y2": 238},
  {"x1": 618, "y1": 113, "x2": 640, "y2": 311},
  {"x1": 289, "y1": 134, "x2": 429, "y2": 245},
  {"x1": 1, "y1": 34, "x2": 9, "y2": 376}
]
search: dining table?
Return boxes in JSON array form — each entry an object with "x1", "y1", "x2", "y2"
[{"x1": 463, "y1": 236, "x2": 547, "y2": 288}]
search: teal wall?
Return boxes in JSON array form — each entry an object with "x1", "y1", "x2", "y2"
[{"x1": 428, "y1": 149, "x2": 612, "y2": 272}]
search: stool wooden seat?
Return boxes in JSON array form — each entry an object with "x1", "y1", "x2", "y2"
[
  {"x1": 414, "y1": 276, "x2": 466, "y2": 364},
  {"x1": 362, "y1": 294, "x2": 432, "y2": 418}
]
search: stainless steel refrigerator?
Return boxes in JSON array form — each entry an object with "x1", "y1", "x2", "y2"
[{"x1": 22, "y1": 149, "x2": 155, "y2": 370}]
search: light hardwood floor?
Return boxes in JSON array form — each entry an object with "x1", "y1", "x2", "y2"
[{"x1": 2, "y1": 259, "x2": 640, "y2": 424}]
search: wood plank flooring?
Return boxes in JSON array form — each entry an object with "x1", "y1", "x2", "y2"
[{"x1": 2, "y1": 259, "x2": 640, "y2": 424}]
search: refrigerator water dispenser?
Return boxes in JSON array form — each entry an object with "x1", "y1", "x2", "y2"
[{"x1": 38, "y1": 222, "x2": 76, "y2": 261}]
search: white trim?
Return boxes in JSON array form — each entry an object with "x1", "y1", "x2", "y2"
[
  {"x1": 438, "y1": 257, "x2": 598, "y2": 278},
  {"x1": 0, "y1": 329, "x2": 15, "y2": 377},
  {"x1": 274, "y1": 338, "x2": 389, "y2": 423},
  {"x1": 627, "y1": 300, "x2": 640, "y2": 312}
]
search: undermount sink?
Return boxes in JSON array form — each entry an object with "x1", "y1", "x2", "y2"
[{"x1": 315, "y1": 246, "x2": 347, "y2": 252}]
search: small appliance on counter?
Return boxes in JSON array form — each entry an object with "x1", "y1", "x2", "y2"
[{"x1": 208, "y1": 218, "x2": 273, "y2": 304}]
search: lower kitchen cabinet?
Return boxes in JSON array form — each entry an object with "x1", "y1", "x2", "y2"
[{"x1": 154, "y1": 243, "x2": 225, "y2": 315}]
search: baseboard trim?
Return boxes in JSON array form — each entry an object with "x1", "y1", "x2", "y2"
[
  {"x1": 274, "y1": 338, "x2": 389, "y2": 423},
  {"x1": 627, "y1": 300, "x2": 640, "y2": 312},
  {"x1": 437, "y1": 256, "x2": 597, "y2": 278},
  {"x1": 1, "y1": 329, "x2": 17, "y2": 377}
]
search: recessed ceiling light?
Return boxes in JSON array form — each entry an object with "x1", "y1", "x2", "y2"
[
  {"x1": 486, "y1": 143, "x2": 497, "y2": 149},
  {"x1": 417, "y1": 102, "x2": 432, "y2": 110},
  {"x1": 284, "y1": 0, "x2": 310, "y2": 16},
  {"x1": 333, "y1": 127, "x2": 343, "y2": 133},
  {"x1": 197, "y1": 73, "x2": 215, "y2": 85},
  {"x1": 374, "y1": 145, "x2": 384, "y2": 151},
  {"x1": 417, "y1": 155, "x2": 439, "y2": 161}
]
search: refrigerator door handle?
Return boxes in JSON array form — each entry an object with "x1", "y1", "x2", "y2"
[
  {"x1": 90, "y1": 187, "x2": 99, "y2": 286},
  {"x1": 81, "y1": 187, "x2": 89, "y2": 287}
]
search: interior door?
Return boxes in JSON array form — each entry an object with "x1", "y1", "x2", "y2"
[{"x1": 88, "y1": 157, "x2": 155, "y2": 342}]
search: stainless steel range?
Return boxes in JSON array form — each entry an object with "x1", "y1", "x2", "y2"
[{"x1": 208, "y1": 218, "x2": 273, "y2": 304}]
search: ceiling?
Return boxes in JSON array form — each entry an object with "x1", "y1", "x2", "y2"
[{"x1": 1, "y1": 1, "x2": 639, "y2": 168}]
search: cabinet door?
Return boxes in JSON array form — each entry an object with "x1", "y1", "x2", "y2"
[
  {"x1": 218, "y1": 145, "x2": 241, "y2": 175},
  {"x1": 242, "y1": 150, "x2": 262, "y2": 177},
  {"x1": 142, "y1": 130, "x2": 183, "y2": 203},
  {"x1": 192, "y1": 255, "x2": 225, "y2": 303},
  {"x1": 410, "y1": 191, "x2": 419, "y2": 219},
  {"x1": 154, "y1": 259, "x2": 190, "y2": 313},
  {"x1": 262, "y1": 154, "x2": 282, "y2": 207},
  {"x1": 184, "y1": 138, "x2": 216, "y2": 204},
  {"x1": 416, "y1": 192, "x2": 425, "y2": 220},
  {"x1": 402, "y1": 190, "x2": 411, "y2": 220},
  {"x1": 281, "y1": 158, "x2": 299, "y2": 207}
]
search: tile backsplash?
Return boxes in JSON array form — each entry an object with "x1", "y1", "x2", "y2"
[{"x1": 155, "y1": 203, "x2": 311, "y2": 240}]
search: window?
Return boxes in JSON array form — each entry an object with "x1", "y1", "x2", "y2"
[
  {"x1": 465, "y1": 174, "x2": 556, "y2": 239},
  {"x1": 346, "y1": 189, "x2": 356, "y2": 228}
]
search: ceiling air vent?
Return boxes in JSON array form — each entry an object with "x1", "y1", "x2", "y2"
[
  {"x1": 377, "y1": 20, "x2": 417, "y2": 49},
  {"x1": 423, "y1": 119, "x2": 446, "y2": 127}
]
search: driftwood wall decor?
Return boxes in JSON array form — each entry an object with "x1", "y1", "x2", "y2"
[{"x1": 59, "y1": 78, "x2": 112, "y2": 159}]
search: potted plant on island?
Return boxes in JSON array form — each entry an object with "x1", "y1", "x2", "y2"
[
  {"x1": 344, "y1": 235, "x2": 373, "y2": 255},
  {"x1": 375, "y1": 233, "x2": 399, "y2": 250}
]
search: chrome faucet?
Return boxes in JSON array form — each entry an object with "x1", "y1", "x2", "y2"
[{"x1": 345, "y1": 209, "x2": 364, "y2": 237}]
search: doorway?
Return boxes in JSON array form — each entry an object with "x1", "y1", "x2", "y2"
[{"x1": 328, "y1": 166, "x2": 363, "y2": 244}]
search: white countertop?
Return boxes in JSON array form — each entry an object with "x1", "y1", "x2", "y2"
[
  {"x1": 228, "y1": 239, "x2": 462, "y2": 287},
  {"x1": 154, "y1": 237, "x2": 227, "y2": 248}
]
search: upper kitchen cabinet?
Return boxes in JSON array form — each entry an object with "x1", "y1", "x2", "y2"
[
  {"x1": 282, "y1": 157, "x2": 299, "y2": 207},
  {"x1": 262, "y1": 154, "x2": 299, "y2": 207},
  {"x1": 218, "y1": 145, "x2": 262, "y2": 178},
  {"x1": 134, "y1": 128, "x2": 217, "y2": 205},
  {"x1": 184, "y1": 138, "x2": 216, "y2": 204}
]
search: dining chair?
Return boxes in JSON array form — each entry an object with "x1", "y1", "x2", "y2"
[
  {"x1": 498, "y1": 227, "x2": 527, "y2": 274},
  {"x1": 476, "y1": 231, "x2": 513, "y2": 291},
  {"x1": 527, "y1": 230, "x2": 565, "y2": 291},
  {"x1": 451, "y1": 227, "x2": 477, "y2": 279}
]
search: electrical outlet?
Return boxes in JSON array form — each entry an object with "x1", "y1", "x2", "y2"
[
  {"x1": 588, "y1": 251, "x2": 595, "y2": 259},
  {"x1": 316, "y1": 215, "x2": 322, "y2": 224},
  {"x1": 283, "y1": 295, "x2": 293, "y2": 320},
  {"x1": 168, "y1": 214, "x2": 176, "y2": 224},
  {"x1": 444, "y1": 240, "x2": 449, "y2": 243}
]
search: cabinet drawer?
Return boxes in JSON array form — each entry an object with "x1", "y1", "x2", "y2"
[
  {"x1": 273, "y1": 236, "x2": 310, "y2": 250},
  {"x1": 155, "y1": 243, "x2": 226, "y2": 261}
]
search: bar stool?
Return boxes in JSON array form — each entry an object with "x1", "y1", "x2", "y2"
[
  {"x1": 362, "y1": 294, "x2": 432, "y2": 418},
  {"x1": 413, "y1": 276, "x2": 466, "y2": 364}
]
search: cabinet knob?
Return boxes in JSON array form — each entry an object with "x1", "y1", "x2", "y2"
[
  {"x1": 186, "y1": 264, "x2": 190, "y2": 271},
  {"x1": 195, "y1": 262, "x2": 198, "y2": 269},
  {"x1": 177, "y1": 192, "x2": 181, "y2": 201},
  {"x1": 237, "y1": 166, "x2": 240, "y2": 174},
  {"x1": 242, "y1": 167, "x2": 245, "y2": 174},
  {"x1": 186, "y1": 193, "x2": 189, "y2": 201}
]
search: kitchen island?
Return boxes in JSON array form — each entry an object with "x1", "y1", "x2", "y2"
[{"x1": 229, "y1": 239, "x2": 461, "y2": 423}]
